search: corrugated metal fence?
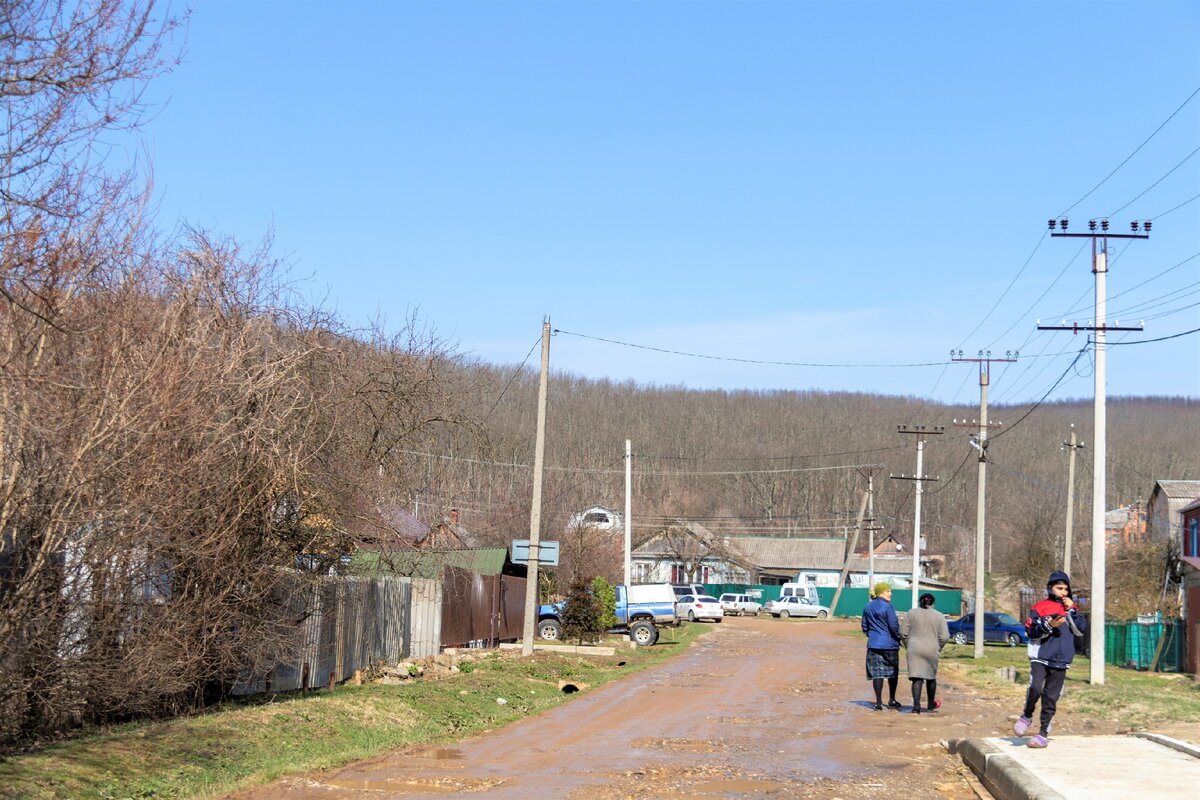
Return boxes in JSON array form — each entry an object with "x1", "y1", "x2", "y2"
[
  {"x1": 1105, "y1": 619, "x2": 1187, "y2": 673},
  {"x1": 234, "y1": 573, "x2": 442, "y2": 693},
  {"x1": 233, "y1": 567, "x2": 527, "y2": 695}
]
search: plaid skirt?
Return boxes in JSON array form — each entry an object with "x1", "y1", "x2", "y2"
[{"x1": 866, "y1": 648, "x2": 900, "y2": 679}]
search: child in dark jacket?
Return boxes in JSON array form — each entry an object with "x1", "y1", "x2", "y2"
[{"x1": 1014, "y1": 570, "x2": 1088, "y2": 748}]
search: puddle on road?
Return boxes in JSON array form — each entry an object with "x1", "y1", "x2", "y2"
[
  {"x1": 416, "y1": 747, "x2": 464, "y2": 761},
  {"x1": 692, "y1": 777, "x2": 786, "y2": 794},
  {"x1": 324, "y1": 775, "x2": 505, "y2": 794}
]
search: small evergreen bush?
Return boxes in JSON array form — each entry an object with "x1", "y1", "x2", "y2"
[
  {"x1": 591, "y1": 576, "x2": 617, "y2": 632},
  {"x1": 560, "y1": 576, "x2": 602, "y2": 644}
]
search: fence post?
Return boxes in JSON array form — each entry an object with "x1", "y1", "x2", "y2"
[{"x1": 333, "y1": 580, "x2": 346, "y2": 687}]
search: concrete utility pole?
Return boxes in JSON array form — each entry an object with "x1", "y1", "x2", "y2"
[
  {"x1": 624, "y1": 439, "x2": 632, "y2": 586},
  {"x1": 521, "y1": 319, "x2": 552, "y2": 656},
  {"x1": 1062, "y1": 426, "x2": 1085, "y2": 576},
  {"x1": 864, "y1": 469, "x2": 884, "y2": 589},
  {"x1": 952, "y1": 350, "x2": 1015, "y2": 659},
  {"x1": 831, "y1": 469, "x2": 881, "y2": 616},
  {"x1": 1041, "y1": 216, "x2": 1150, "y2": 684},
  {"x1": 892, "y1": 426, "x2": 943, "y2": 609}
]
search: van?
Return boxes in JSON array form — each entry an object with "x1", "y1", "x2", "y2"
[{"x1": 779, "y1": 583, "x2": 821, "y2": 603}]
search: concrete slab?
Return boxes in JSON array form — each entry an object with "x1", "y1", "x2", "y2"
[
  {"x1": 497, "y1": 642, "x2": 616, "y2": 656},
  {"x1": 954, "y1": 735, "x2": 1200, "y2": 800}
]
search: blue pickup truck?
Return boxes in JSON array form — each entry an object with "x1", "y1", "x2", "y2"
[{"x1": 538, "y1": 583, "x2": 678, "y2": 646}]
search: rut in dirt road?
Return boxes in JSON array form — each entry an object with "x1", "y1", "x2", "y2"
[{"x1": 230, "y1": 618, "x2": 986, "y2": 799}]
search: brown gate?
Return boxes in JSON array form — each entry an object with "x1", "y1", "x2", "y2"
[{"x1": 440, "y1": 567, "x2": 527, "y2": 649}]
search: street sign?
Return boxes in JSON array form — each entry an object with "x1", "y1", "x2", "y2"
[{"x1": 512, "y1": 539, "x2": 560, "y2": 566}]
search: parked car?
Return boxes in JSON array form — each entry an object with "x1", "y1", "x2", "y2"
[
  {"x1": 947, "y1": 612, "x2": 1028, "y2": 646},
  {"x1": 538, "y1": 583, "x2": 678, "y2": 646},
  {"x1": 764, "y1": 596, "x2": 830, "y2": 619},
  {"x1": 676, "y1": 594, "x2": 724, "y2": 622},
  {"x1": 718, "y1": 593, "x2": 762, "y2": 616},
  {"x1": 672, "y1": 583, "x2": 705, "y2": 598}
]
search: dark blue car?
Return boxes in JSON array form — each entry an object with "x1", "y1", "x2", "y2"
[{"x1": 947, "y1": 612, "x2": 1028, "y2": 646}]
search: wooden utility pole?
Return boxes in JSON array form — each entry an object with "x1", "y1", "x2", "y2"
[
  {"x1": 952, "y1": 350, "x2": 1014, "y2": 659},
  {"x1": 521, "y1": 319, "x2": 552, "y2": 656},
  {"x1": 1062, "y1": 426, "x2": 1084, "y2": 575},
  {"x1": 892, "y1": 426, "x2": 942, "y2": 609},
  {"x1": 1041, "y1": 216, "x2": 1150, "y2": 684}
]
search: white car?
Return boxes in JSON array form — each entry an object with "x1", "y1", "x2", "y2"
[
  {"x1": 676, "y1": 594, "x2": 724, "y2": 623},
  {"x1": 764, "y1": 596, "x2": 830, "y2": 619},
  {"x1": 718, "y1": 593, "x2": 762, "y2": 616}
]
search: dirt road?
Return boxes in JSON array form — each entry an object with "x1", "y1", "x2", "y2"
[{"x1": 231, "y1": 616, "x2": 1031, "y2": 798}]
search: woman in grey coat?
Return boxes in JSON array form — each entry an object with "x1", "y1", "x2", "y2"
[{"x1": 901, "y1": 593, "x2": 950, "y2": 713}]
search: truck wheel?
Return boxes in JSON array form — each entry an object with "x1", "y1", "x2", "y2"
[
  {"x1": 538, "y1": 619, "x2": 562, "y2": 641},
  {"x1": 630, "y1": 621, "x2": 659, "y2": 646}
]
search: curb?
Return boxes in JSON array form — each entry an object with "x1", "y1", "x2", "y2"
[
  {"x1": 949, "y1": 739, "x2": 1066, "y2": 800},
  {"x1": 1132, "y1": 732, "x2": 1200, "y2": 760}
]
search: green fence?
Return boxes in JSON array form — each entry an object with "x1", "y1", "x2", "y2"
[
  {"x1": 701, "y1": 584, "x2": 962, "y2": 617},
  {"x1": 1104, "y1": 619, "x2": 1186, "y2": 673}
]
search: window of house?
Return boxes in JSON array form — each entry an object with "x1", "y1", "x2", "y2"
[{"x1": 1189, "y1": 517, "x2": 1199, "y2": 558}]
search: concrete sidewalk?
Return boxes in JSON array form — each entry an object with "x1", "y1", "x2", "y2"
[{"x1": 952, "y1": 734, "x2": 1200, "y2": 800}]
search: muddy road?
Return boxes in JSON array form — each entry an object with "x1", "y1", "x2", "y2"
[{"x1": 231, "y1": 617, "x2": 1028, "y2": 798}]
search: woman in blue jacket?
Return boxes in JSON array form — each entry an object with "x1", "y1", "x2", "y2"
[{"x1": 861, "y1": 582, "x2": 903, "y2": 710}]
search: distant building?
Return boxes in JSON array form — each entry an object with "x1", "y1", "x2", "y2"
[
  {"x1": 1147, "y1": 480, "x2": 1200, "y2": 542},
  {"x1": 1179, "y1": 497, "x2": 1200, "y2": 675},
  {"x1": 566, "y1": 505, "x2": 623, "y2": 532},
  {"x1": 1105, "y1": 503, "x2": 1147, "y2": 548}
]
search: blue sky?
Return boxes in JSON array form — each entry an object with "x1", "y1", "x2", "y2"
[{"x1": 137, "y1": 0, "x2": 1200, "y2": 404}]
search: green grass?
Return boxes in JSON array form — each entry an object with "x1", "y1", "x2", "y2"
[
  {"x1": 939, "y1": 643, "x2": 1200, "y2": 727},
  {"x1": 839, "y1": 626, "x2": 1200, "y2": 727},
  {"x1": 0, "y1": 624, "x2": 709, "y2": 800}
]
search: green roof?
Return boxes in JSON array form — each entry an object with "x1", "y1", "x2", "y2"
[{"x1": 347, "y1": 548, "x2": 511, "y2": 579}]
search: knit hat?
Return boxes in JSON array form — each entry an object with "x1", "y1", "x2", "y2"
[{"x1": 873, "y1": 582, "x2": 892, "y2": 598}]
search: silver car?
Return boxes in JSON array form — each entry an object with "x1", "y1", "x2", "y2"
[
  {"x1": 718, "y1": 593, "x2": 762, "y2": 616},
  {"x1": 764, "y1": 596, "x2": 830, "y2": 619}
]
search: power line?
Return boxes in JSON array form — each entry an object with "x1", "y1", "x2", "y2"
[
  {"x1": 1057, "y1": 84, "x2": 1200, "y2": 217},
  {"x1": 483, "y1": 335, "x2": 542, "y2": 421},
  {"x1": 553, "y1": 329, "x2": 950, "y2": 368},
  {"x1": 1103, "y1": 326, "x2": 1200, "y2": 346},
  {"x1": 1107, "y1": 144, "x2": 1200, "y2": 219},
  {"x1": 990, "y1": 346, "x2": 1091, "y2": 442},
  {"x1": 1152, "y1": 192, "x2": 1200, "y2": 220},
  {"x1": 638, "y1": 444, "x2": 907, "y2": 462}
]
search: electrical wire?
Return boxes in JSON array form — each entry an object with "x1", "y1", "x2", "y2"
[
  {"x1": 1057, "y1": 84, "x2": 1200, "y2": 217},
  {"x1": 637, "y1": 444, "x2": 906, "y2": 462},
  {"x1": 553, "y1": 329, "x2": 950, "y2": 368},
  {"x1": 483, "y1": 335, "x2": 542, "y2": 421},
  {"x1": 1103, "y1": 326, "x2": 1200, "y2": 346},
  {"x1": 990, "y1": 346, "x2": 1092, "y2": 442},
  {"x1": 1152, "y1": 192, "x2": 1200, "y2": 220},
  {"x1": 1106, "y1": 144, "x2": 1200, "y2": 219}
]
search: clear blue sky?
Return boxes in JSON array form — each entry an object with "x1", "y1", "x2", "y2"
[{"x1": 138, "y1": 0, "x2": 1200, "y2": 405}]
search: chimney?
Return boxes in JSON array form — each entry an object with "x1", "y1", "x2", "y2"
[{"x1": 449, "y1": 509, "x2": 459, "y2": 526}]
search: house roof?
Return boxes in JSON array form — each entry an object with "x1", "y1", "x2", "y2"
[
  {"x1": 1182, "y1": 497, "x2": 1200, "y2": 514},
  {"x1": 1152, "y1": 480, "x2": 1200, "y2": 500},
  {"x1": 348, "y1": 547, "x2": 515, "y2": 579},
  {"x1": 726, "y1": 537, "x2": 847, "y2": 571}
]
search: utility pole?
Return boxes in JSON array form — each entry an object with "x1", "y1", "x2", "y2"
[
  {"x1": 521, "y1": 319, "x2": 552, "y2": 656},
  {"x1": 1041, "y1": 216, "x2": 1150, "y2": 684},
  {"x1": 863, "y1": 468, "x2": 884, "y2": 589},
  {"x1": 831, "y1": 466, "x2": 883, "y2": 616},
  {"x1": 892, "y1": 426, "x2": 943, "y2": 608},
  {"x1": 624, "y1": 439, "x2": 632, "y2": 586},
  {"x1": 952, "y1": 349, "x2": 1015, "y2": 659},
  {"x1": 1062, "y1": 426, "x2": 1085, "y2": 576}
]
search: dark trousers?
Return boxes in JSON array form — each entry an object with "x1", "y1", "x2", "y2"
[{"x1": 1022, "y1": 661, "x2": 1067, "y2": 736}]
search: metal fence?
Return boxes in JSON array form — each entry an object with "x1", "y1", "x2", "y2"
[
  {"x1": 233, "y1": 573, "x2": 441, "y2": 694},
  {"x1": 439, "y1": 567, "x2": 526, "y2": 649},
  {"x1": 1105, "y1": 619, "x2": 1187, "y2": 673},
  {"x1": 701, "y1": 583, "x2": 962, "y2": 617}
]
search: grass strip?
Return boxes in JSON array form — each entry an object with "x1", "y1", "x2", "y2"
[{"x1": 0, "y1": 623, "x2": 709, "y2": 799}]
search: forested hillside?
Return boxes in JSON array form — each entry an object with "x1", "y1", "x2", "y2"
[{"x1": 424, "y1": 362, "x2": 1199, "y2": 592}]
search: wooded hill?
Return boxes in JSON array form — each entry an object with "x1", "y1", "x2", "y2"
[{"x1": 428, "y1": 363, "x2": 1200, "y2": 593}]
